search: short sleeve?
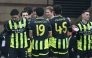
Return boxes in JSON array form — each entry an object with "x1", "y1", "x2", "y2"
[
  {"x1": 4, "y1": 21, "x2": 10, "y2": 31},
  {"x1": 29, "y1": 21, "x2": 33, "y2": 32}
]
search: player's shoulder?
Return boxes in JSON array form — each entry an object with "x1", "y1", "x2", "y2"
[
  {"x1": 29, "y1": 18, "x2": 35, "y2": 21},
  {"x1": 7, "y1": 20, "x2": 12, "y2": 23},
  {"x1": 77, "y1": 21, "x2": 81, "y2": 24},
  {"x1": 42, "y1": 19, "x2": 50, "y2": 24},
  {"x1": 50, "y1": 16, "x2": 57, "y2": 20},
  {"x1": 4, "y1": 20, "x2": 8, "y2": 27},
  {"x1": 20, "y1": 18, "x2": 27, "y2": 22},
  {"x1": 8, "y1": 19, "x2": 11, "y2": 21},
  {"x1": 76, "y1": 21, "x2": 83, "y2": 27},
  {"x1": 89, "y1": 21, "x2": 92, "y2": 24},
  {"x1": 54, "y1": 16, "x2": 66, "y2": 21},
  {"x1": 22, "y1": 18, "x2": 26, "y2": 20},
  {"x1": 49, "y1": 17, "x2": 55, "y2": 22},
  {"x1": 46, "y1": 20, "x2": 51, "y2": 24},
  {"x1": 61, "y1": 17, "x2": 70, "y2": 23},
  {"x1": 5, "y1": 20, "x2": 9, "y2": 23},
  {"x1": 46, "y1": 18, "x2": 49, "y2": 21}
]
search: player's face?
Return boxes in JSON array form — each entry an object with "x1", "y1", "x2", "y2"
[
  {"x1": 32, "y1": 11, "x2": 37, "y2": 18},
  {"x1": 12, "y1": 15, "x2": 20, "y2": 22},
  {"x1": 46, "y1": 9, "x2": 52, "y2": 18},
  {"x1": 22, "y1": 12, "x2": 28, "y2": 19},
  {"x1": 82, "y1": 12, "x2": 90, "y2": 21}
]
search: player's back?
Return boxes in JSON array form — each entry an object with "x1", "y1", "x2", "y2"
[
  {"x1": 31, "y1": 18, "x2": 51, "y2": 40},
  {"x1": 50, "y1": 16, "x2": 70, "y2": 39}
]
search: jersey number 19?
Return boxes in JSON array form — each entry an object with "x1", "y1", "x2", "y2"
[{"x1": 36, "y1": 24, "x2": 45, "y2": 36}]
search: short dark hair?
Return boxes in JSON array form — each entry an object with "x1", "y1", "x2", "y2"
[
  {"x1": 33, "y1": 8, "x2": 36, "y2": 12},
  {"x1": 10, "y1": 9, "x2": 19, "y2": 16},
  {"x1": 54, "y1": 5, "x2": 62, "y2": 14},
  {"x1": 24, "y1": 6, "x2": 33, "y2": 15},
  {"x1": 82, "y1": 10, "x2": 89, "y2": 14},
  {"x1": 35, "y1": 7, "x2": 44, "y2": 16},
  {"x1": 20, "y1": 10, "x2": 28, "y2": 16}
]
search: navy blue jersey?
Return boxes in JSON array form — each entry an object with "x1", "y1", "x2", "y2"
[
  {"x1": 29, "y1": 18, "x2": 52, "y2": 40},
  {"x1": 49, "y1": 16, "x2": 71, "y2": 39}
]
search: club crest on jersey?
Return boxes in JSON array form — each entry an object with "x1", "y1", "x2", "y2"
[{"x1": 22, "y1": 24, "x2": 25, "y2": 27}]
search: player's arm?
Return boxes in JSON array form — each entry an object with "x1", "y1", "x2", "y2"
[
  {"x1": 48, "y1": 21, "x2": 52, "y2": 38},
  {"x1": 29, "y1": 30, "x2": 33, "y2": 39},
  {"x1": 66, "y1": 18, "x2": 72, "y2": 32},
  {"x1": 29, "y1": 22, "x2": 33, "y2": 39},
  {"x1": 26, "y1": 19, "x2": 31, "y2": 48},
  {"x1": 4, "y1": 21, "x2": 10, "y2": 32},
  {"x1": 26, "y1": 19, "x2": 30, "y2": 38},
  {"x1": 67, "y1": 17, "x2": 71, "y2": 23}
]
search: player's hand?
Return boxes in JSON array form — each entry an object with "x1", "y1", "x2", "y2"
[
  {"x1": 67, "y1": 17, "x2": 71, "y2": 23},
  {"x1": 71, "y1": 48, "x2": 74, "y2": 52}
]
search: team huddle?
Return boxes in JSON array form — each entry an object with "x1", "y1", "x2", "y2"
[{"x1": 0, "y1": 4, "x2": 92, "y2": 58}]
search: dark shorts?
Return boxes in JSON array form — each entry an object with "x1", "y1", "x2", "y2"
[
  {"x1": 8, "y1": 48, "x2": 27, "y2": 58},
  {"x1": 77, "y1": 50, "x2": 92, "y2": 58},
  {"x1": 32, "y1": 49, "x2": 49, "y2": 58},
  {"x1": 50, "y1": 47, "x2": 69, "y2": 58},
  {"x1": 49, "y1": 47, "x2": 52, "y2": 57},
  {"x1": 68, "y1": 48, "x2": 77, "y2": 58}
]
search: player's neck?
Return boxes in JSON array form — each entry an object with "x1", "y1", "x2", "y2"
[
  {"x1": 28, "y1": 15, "x2": 31, "y2": 18},
  {"x1": 82, "y1": 19, "x2": 88, "y2": 24},
  {"x1": 37, "y1": 16, "x2": 43, "y2": 18},
  {"x1": 50, "y1": 15, "x2": 54, "y2": 19}
]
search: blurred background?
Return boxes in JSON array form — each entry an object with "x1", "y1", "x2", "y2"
[{"x1": 0, "y1": 0, "x2": 91, "y2": 32}]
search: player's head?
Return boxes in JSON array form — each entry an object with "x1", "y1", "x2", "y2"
[
  {"x1": 53, "y1": 5, "x2": 62, "y2": 15},
  {"x1": 10, "y1": 9, "x2": 20, "y2": 22},
  {"x1": 24, "y1": 6, "x2": 33, "y2": 15},
  {"x1": 46, "y1": 6, "x2": 54, "y2": 18},
  {"x1": 35, "y1": 7, "x2": 44, "y2": 17},
  {"x1": 32, "y1": 8, "x2": 37, "y2": 18},
  {"x1": 82, "y1": 10, "x2": 90, "y2": 21},
  {"x1": 21, "y1": 10, "x2": 28, "y2": 19}
]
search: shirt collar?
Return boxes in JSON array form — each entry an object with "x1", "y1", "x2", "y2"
[
  {"x1": 54, "y1": 15, "x2": 63, "y2": 18},
  {"x1": 36, "y1": 18, "x2": 44, "y2": 20},
  {"x1": 80, "y1": 21, "x2": 89, "y2": 25}
]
